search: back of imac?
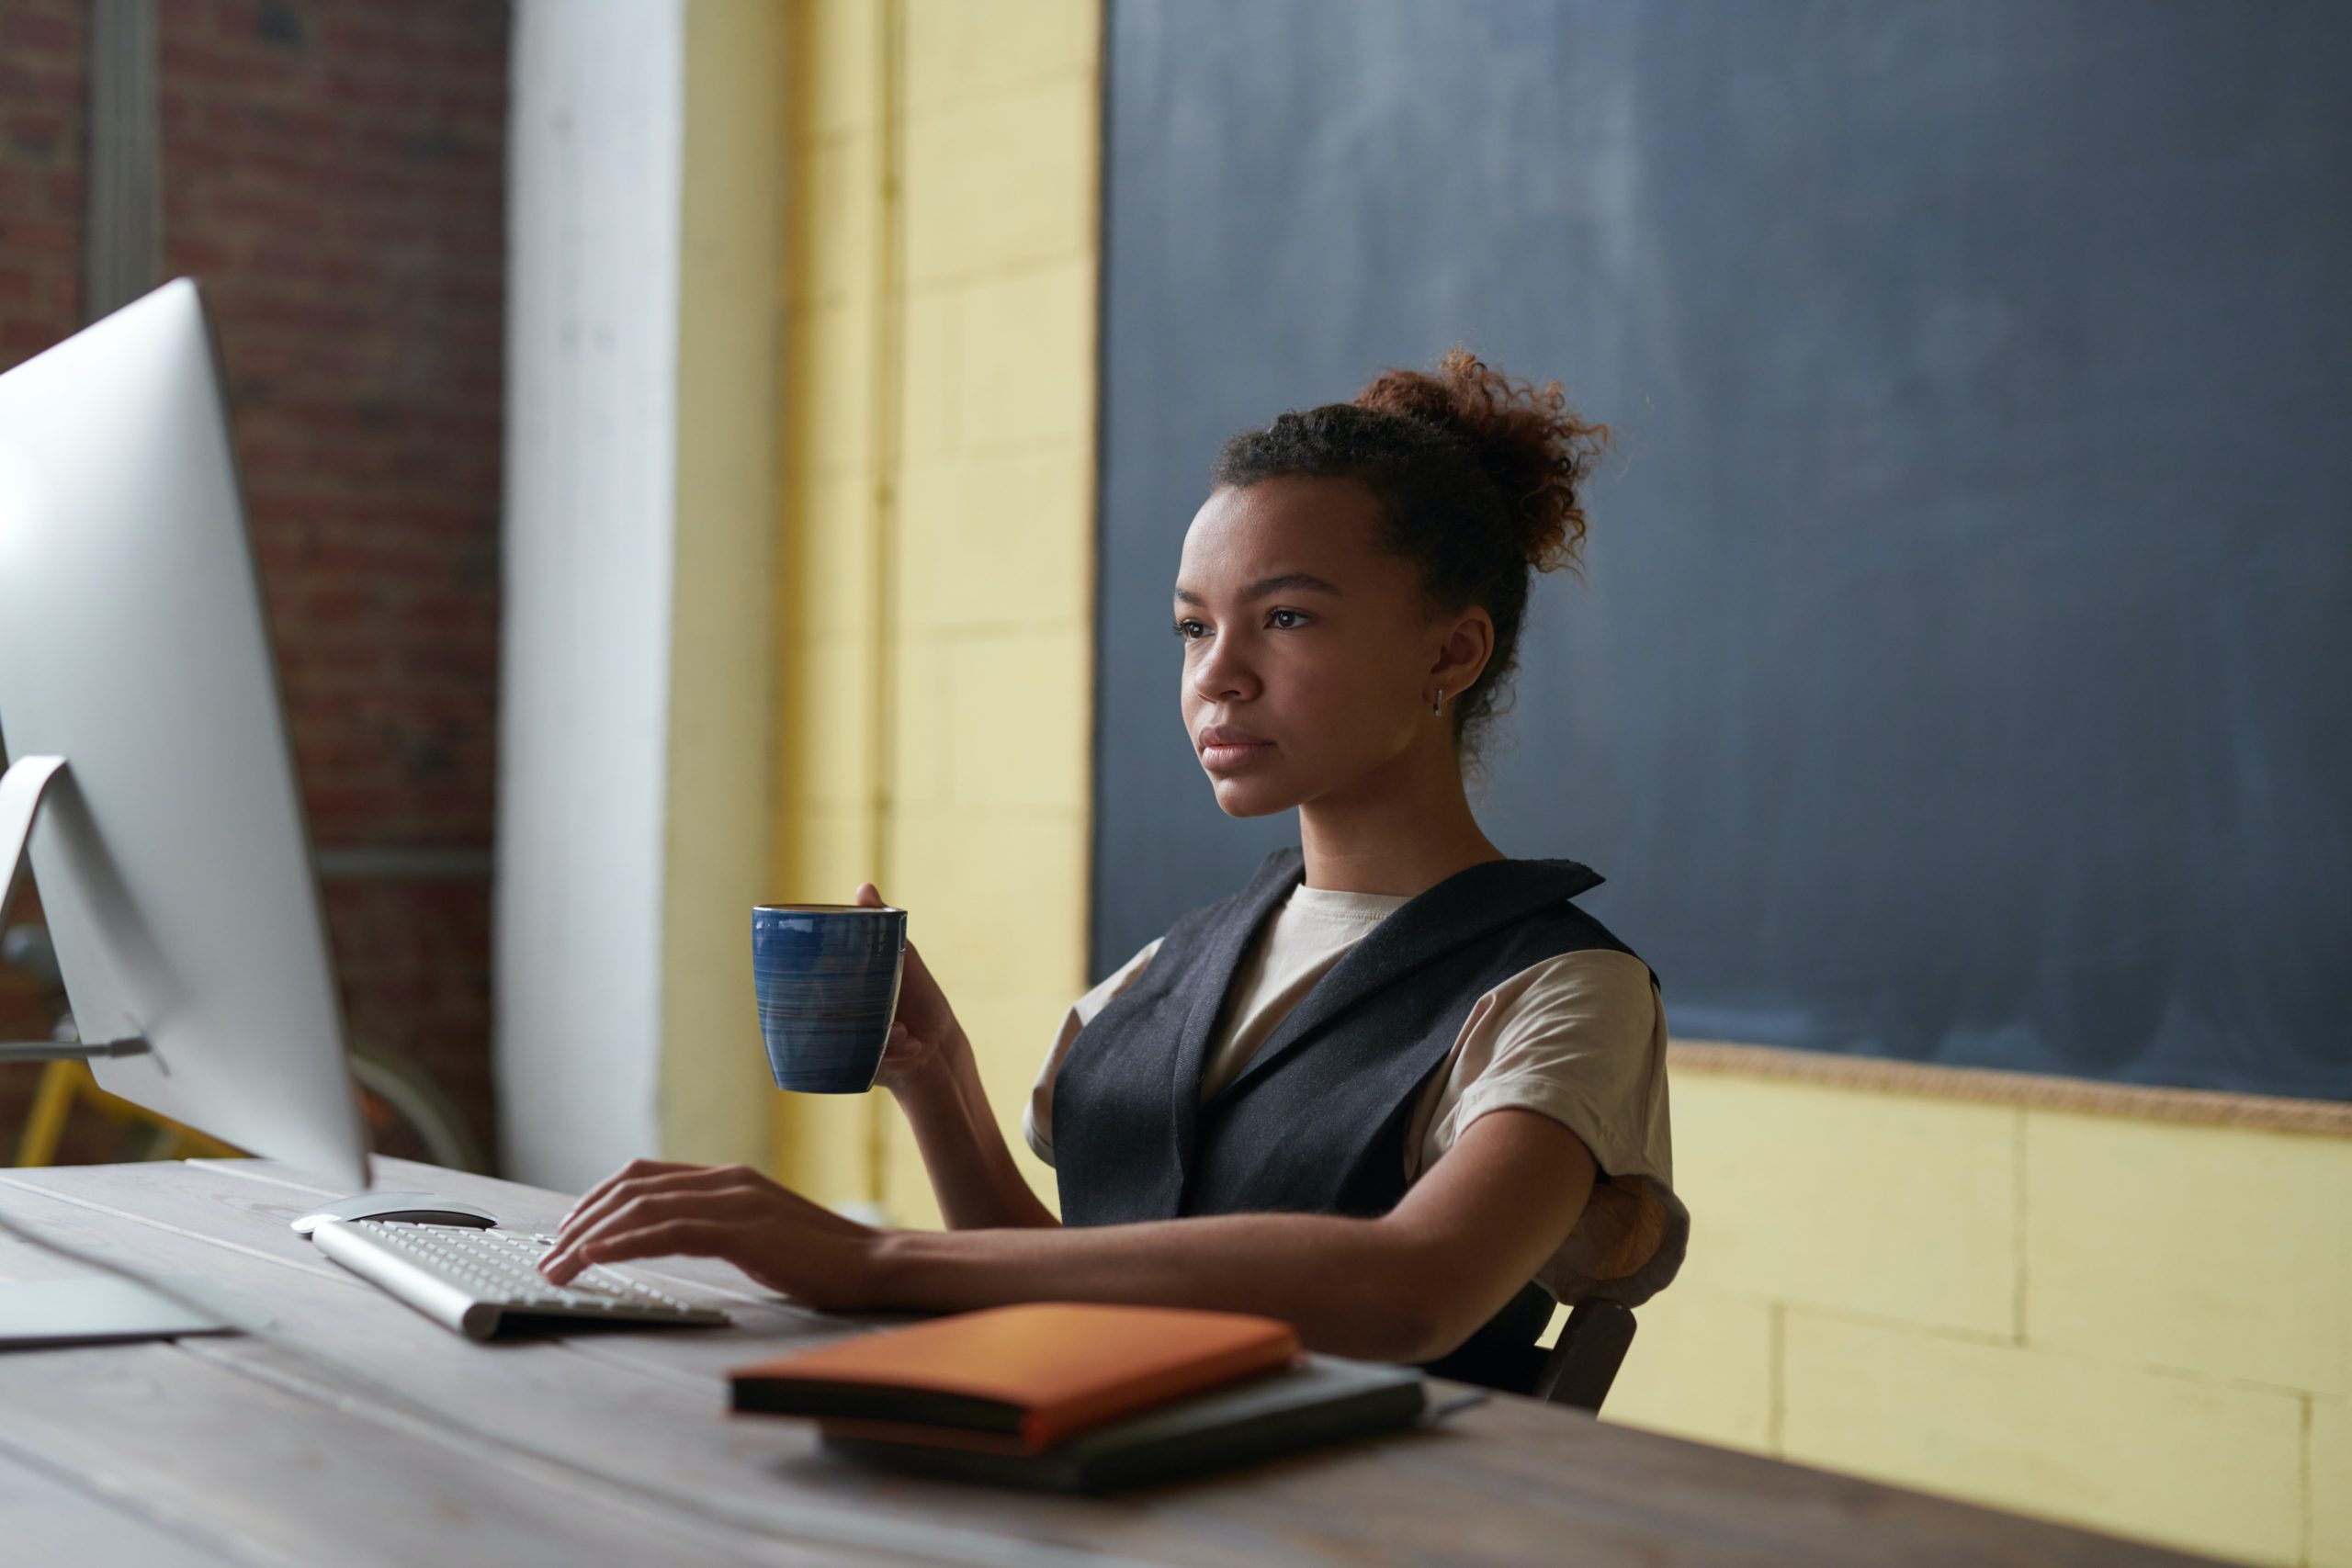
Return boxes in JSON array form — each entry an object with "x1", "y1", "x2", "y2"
[{"x1": 0, "y1": 278, "x2": 368, "y2": 1190}]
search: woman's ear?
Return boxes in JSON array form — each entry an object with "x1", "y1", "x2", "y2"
[{"x1": 1429, "y1": 607, "x2": 1495, "y2": 698}]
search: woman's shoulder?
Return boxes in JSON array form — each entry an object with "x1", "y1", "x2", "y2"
[
  {"x1": 1424, "y1": 947, "x2": 1668, "y2": 1172},
  {"x1": 1069, "y1": 932, "x2": 1166, "y2": 1026},
  {"x1": 1529, "y1": 888, "x2": 1655, "y2": 979},
  {"x1": 1477, "y1": 945, "x2": 1661, "y2": 1036}
]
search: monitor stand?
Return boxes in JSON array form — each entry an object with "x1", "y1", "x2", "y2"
[
  {"x1": 0, "y1": 755, "x2": 152, "y2": 1063},
  {"x1": 0, "y1": 753, "x2": 228, "y2": 1347}
]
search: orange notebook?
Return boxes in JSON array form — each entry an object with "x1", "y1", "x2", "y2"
[{"x1": 727, "y1": 1302, "x2": 1304, "y2": 1455}]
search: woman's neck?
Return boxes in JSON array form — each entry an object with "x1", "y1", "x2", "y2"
[{"x1": 1295, "y1": 740, "x2": 1505, "y2": 897}]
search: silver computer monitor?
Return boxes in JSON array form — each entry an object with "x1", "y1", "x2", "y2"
[{"x1": 0, "y1": 277, "x2": 368, "y2": 1191}]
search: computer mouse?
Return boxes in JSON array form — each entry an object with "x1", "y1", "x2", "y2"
[{"x1": 288, "y1": 1190, "x2": 501, "y2": 1236}]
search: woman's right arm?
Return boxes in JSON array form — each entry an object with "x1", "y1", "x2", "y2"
[
  {"x1": 888, "y1": 1023, "x2": 1060, "y2": 1230},
  {"x1": 858, "y1": 883, "x2": 1060, "y2": 1231}
]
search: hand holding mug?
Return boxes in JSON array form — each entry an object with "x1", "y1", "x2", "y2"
[{"x1": 854, "y1": 881, "x2": 966, "y2": 1096}]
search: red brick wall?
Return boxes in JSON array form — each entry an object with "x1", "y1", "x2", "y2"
[
  {"x1": 0, "y1": 0, "x2": 508, "y2": 1169},
  {"x1": 0, "y1": 0, "x2": 94, "y2": 1156},
  {"x1": 0, "y1": 2, "x2": 85, "y2": 384}
]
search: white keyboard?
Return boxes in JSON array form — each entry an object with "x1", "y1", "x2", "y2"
[{"x1": 310, "y1": 1219, "x2": 731, "y2": 1340}]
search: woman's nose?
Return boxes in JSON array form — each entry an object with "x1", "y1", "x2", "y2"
[{"x1": 1191, "y1": 635, "x2": 1256, "y2": 704}]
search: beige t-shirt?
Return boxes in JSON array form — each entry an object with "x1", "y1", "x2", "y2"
[{"x1": 1022, "y1": 881, "x2": 1690, "y2": 1307}]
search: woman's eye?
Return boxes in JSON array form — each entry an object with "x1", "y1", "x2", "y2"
[{"x1": 1171, "y1": 611, "x2": 1306, "y2": 640}]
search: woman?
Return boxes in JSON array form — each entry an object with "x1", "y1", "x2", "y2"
[{"x1": 542, "y1": 350, "x2": 1689, "y2": 1389}]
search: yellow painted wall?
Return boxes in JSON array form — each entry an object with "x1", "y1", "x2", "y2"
[
  {"x1": 769, "y1": 0, "x2": 1099, "y2": 1224},
  {"x1": 763, "y1": 6, "x2": 2346, "y2": 1563},
  {"x1": 1599, "y1": 1064, "x2": 2351, "y2": 1568},
  {"x1": 659, "y1": 0, "x2": 787, "y2": 1169}
]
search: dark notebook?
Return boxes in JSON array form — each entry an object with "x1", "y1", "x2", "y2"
[{"x1": 817, "y1": 1353, "x2": 1429, "y2": 1494}]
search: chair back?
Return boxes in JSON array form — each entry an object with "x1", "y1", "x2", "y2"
[
  {"x1": 1531, "y1": 1299, "x2": 1637, "y2": 1414},
  {"x1": 1418, "y1": 1289, "x2": 1639, "y2": 1412}
]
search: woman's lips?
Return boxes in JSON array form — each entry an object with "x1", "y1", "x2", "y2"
[{"x1": 1201, "y1": 739, "x2": 1273, "y2": 772}]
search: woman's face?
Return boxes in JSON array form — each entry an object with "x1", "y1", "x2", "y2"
[{"x1": 1173, "y1": 474, "x2": 1488, "y2": 818}]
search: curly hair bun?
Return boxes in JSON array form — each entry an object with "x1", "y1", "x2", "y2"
[{"x1": 1352, "y1": 347, "x2": 1611, "y2": 574}]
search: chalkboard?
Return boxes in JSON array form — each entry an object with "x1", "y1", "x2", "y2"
[{"x1": 1091, "y1": 0, "x2": 2352, "y2": 1101}]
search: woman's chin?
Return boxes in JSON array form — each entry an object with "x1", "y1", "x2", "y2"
[{"x1": 1208, "y1": 773, "x2": 1295, "y2": 818}]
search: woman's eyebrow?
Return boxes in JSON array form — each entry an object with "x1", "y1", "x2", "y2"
[{"x1": 1172, "y1": 571, "x2": 1341, "y2": 606}]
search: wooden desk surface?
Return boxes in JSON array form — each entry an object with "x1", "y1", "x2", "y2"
[{"x1": 0, "y1": 1156, "x2": 2216, "y2": 1567}]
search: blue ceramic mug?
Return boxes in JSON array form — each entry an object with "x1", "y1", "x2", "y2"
[{"x1": 751, "y1": 902, "x2": 907, "y2": 1093}]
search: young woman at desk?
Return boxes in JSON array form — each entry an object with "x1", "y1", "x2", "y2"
[{"x1": 540, "y1": 351, "x2": 1689, "y2": 1388}]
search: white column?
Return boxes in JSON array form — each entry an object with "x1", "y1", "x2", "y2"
[
  {"x1": 497, "y1": 0, "x2": 684, "y2": 1190},
  {"x1": 498, "y1": 0, "x2": 784, "y2": 1191}
]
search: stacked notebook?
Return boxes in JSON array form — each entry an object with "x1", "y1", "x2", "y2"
[{"x1": 728, "y1": 1302, "x2": 1428, "y2": 1492}]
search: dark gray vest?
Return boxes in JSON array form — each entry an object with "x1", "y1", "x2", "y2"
[{"x1": 1052, "y1": 845, "x2": 1655, "y2": 1390}]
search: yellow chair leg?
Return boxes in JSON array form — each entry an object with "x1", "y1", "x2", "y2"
[
  {"x1": 15, "y1": 1059, "x2": 81, "y2": 1167},
  {"x1": 14, "y1": 1058, "x2": 248, "y2": 1168}
]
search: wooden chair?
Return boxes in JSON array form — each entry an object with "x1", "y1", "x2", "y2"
[
  {"x1": 1530, "y1": 1299, "x2": 1638, "y2": 1414},
  {"x1": 1423, "y1": 1286, "x2": 1638, "y2": 1414},
  {"x1": 1518, "y1": 1174, "x2": 1663, "y2": 1412},
  {"x1": 1424, "y1": 1173, "x2": 1663, "y2": 1410}
]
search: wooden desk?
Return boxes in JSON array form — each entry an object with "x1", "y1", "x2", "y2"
[{"x1": 0, "y1": 1156, "x2": 2214, "y2": 1567}]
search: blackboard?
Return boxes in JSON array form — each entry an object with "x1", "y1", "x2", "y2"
[{"x1": 1091, "y1": 0, "x2": 2352, "y2": 1101}]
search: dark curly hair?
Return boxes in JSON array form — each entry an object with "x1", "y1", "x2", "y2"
[{"x1": 1209, "y1": 347, "x2": 1611, "y2": 785}]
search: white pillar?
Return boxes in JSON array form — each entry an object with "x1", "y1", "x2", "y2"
[{"x1": 497, "y1": 0, "x2": 783, "y2": 1190}]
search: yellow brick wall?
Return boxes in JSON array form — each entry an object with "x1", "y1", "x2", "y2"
[
  {"x1": 1600, "y1": 1066, "x2": 2352, "y2": 1567},
  {"x1": 770, "y1": 0, "x2": 1098, "y2": 1223}
]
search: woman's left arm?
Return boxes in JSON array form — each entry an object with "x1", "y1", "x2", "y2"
[{"x1": 541, "y1": 1109, "x2": 1595, "y2": 1363}]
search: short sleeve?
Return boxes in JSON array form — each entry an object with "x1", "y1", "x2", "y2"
[
  {"x1": 1022, "y1": 934, "x2": 1164, "y2": 1167},
  {"x1": 1408, "y1": 948, "x2": 1689, "y2": 1308}
]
